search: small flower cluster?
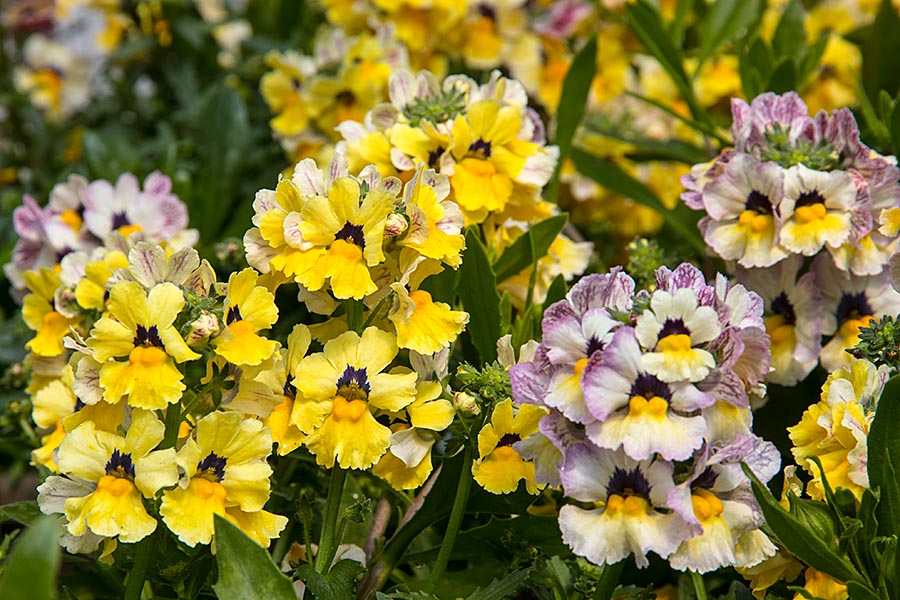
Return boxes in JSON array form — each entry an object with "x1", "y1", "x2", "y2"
[
  {"x1": 259, "y1": 25, "x2": 409, "y2": 162},
  {"x1": 683, "y1": 92, "x2": 900, "y2": 383},
  {"x1": 511, "y1": 264, "x2": 781, "y2": 572}
]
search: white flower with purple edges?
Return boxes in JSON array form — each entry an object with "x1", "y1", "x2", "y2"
[
  {"x1": 582, "y1": 328, "x2": 714, "y2": 461},
  {"x1": 557, "y1": 444, "x2": 691, "y2": 568}
]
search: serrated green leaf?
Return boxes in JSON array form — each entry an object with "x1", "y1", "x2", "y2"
[
  {"x1": 294, "y1": 560, "x2": 365, "y2": 600},
  {"x1": 742, "y1": 464, "x2": 863, "y2": 584},
  {"x1": 493, "y1": 214, "x2": 568, "y2": 282},
  {"x1": 458, "y1": 230, "x2": 501, "y2": 365},
  {"x1": 0, "y1": 501, "x2": 42, "y2": 526},
  {"x1": 0, "y1": 515, "x2": 61, "y2": 600},
  {"x1": 625, "y1": 0, "x2": 705, "y2": 122},
  {"x1": 547, "y1": 35, "x2": 597, "y2": 201},
  {"x1": 569, "y1": 149, "x2": 705, "y2": 255},
  {"x1": 467, "y1": 568, "x2": 533, "y2": 600},
  {"x1": 212, "y1": 514, "x2": 295, "y2": 600},
  {"x1": 771, "y1": 0, "x2": 805, "y2": 60},
  {"x1": 697, "y1": 0, "x2": 763, "y2": 69}
]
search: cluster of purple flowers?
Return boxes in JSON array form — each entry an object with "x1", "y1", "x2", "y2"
[
  {"x1": 510, "y1": 264, "x2": 780, "y2": 572},
  {"x1": 682, "y1": 92, "x2": 900, "y2": 383}
]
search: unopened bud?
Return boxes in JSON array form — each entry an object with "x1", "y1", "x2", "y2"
[
  {"x1": 787, "y1": 494, "x2": 838, "y2": 545},
  {"x1": 383, "y1": 213, "x2": 408, "y2": 237},
  {"x1": 187, "y1": 311, "x2": 220, "y2": 346},
  {"x1": 453, "y1": 391, "x2": 480, "y2": 416}
]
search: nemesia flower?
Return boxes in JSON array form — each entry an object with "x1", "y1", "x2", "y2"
[
  {"x1": 472, "y1": 398, "x2": 546, "y2": 494},
  {"x1": 388, "y1": 283, "x2": 469, "y2": 354},
  {"x1": 214, "y1": 268, "x2": 279, "y2": 366},
  {"x1": 22, "y1": 268, "x2": 77, "y2": 357},
  {"x1": 291, "y1": 327, "x2": 418, "y2": 469},
  {"x1": 265, "y1": 325, "x2": 312, "y2": 456},
  {"x1": 86, "y1": 281, "x2": 200, "y2": 409},
  {"x1": 788, "y1": 358, "x2": 886, "y2": 500},
  {"x1": 160, "y1": 411, "x2": 287, "y2": 547},
  {"x1": 52, "y1": 410, "x2": 178, "y2": 543}
]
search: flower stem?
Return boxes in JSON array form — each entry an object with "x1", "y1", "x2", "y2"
[
  {"x1": 346, "y1": 299, "x2": 364, "y2": 334},
  {"x1": 315, "y1": 466, "x2": 347, "y2": 573},
  {"x1": 426, "y1": 445, "x2": 473, "y2": 591},
  {"x1": 162, "y1": 402, "x2": 182, "y2": 449},
  {"x1": 124, "y1": 530, "x2": 156, "y2": 600},
  {"x1": 690, "y1": 571, "x2": 708, "y2": 600},
  {"x1": 592, "y1": 560, "x2": 624, "y2": 600}
]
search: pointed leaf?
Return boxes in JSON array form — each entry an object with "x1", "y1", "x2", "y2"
[
  {"x1": 493, "y1": 214, "x2": 568, "y2": 282},
  {"x1": 0, "y1": 515, "x2": 61, "y2": 600},
  {"x1": 467, "y1": 568, "x2": 534, "y2": 600},
  {"x1": 212, "y1": 515, "x2": 296, "y2": 600},
  {"x1": 697, "y1": 0, "x2": 763, "y2": 69},
  {"x1": 457, "y1": 230, "x2": 501, "y2": 365}
]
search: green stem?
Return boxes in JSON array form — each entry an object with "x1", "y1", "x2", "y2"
[
  {"x1": 123, "y1": 530, "x2": 156, "y2": 600},
  {"x1": 346, "y1": 300, "x2": 364, "y2": 334},
  {"x1": 315, "y1": 467, "x2": 347, "y2": 573},
  {"x1": 690, "y1": 571, "x2": 708, "y2": 600},
  {"x1": 426, "y1": 445, "x2": 473, "y2": 591},
  {"x1": 161, "y1": 403, "x2": 182, "y2": 449},
  {"x1": 592, "y1": 560, "x2": 624, "y2": 600}
]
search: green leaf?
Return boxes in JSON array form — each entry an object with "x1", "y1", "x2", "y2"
[
  {"x1": 742, "y1": 464, "x2": 864, "y2": 584},
  {"x1": 493, "y1": 214, "x2": 568, "y2": 282},
  {"x1": 212, "y1": 514, "x2": 296, "y2": 600},
  {"x1": 890, "y1": 100, "x2": 900, "y2": 156},
  {"x1": 544, "y1": 274, "x2": 568, "y2": 309},
  {"x1": 0, "y1": 515, "x2": 61, "y2": 600},
  {"x1": 0, "y1": 501, "x2": 42, "y2": 525},
  {"x1": 697, "y1": 0, "x2": 763, "y2": 69},
  {"x1": 862, "y1": 0, "x2": 900, "y2": 98},
  {"x1": 857, "y1": 80, "x2": 893, "y2": 148},
  {"x1": 868, "y1": 376, "x2": 900, "y2": 492},
  {"x1": 547, "y1": 35, "x2": 597, "y2": 201},
  {"x1": 771, "y1": 0, "x2": 805, "y2": 61},
  {"x1": 467, "y1": 568, "x2": 533, "y2": 600},
  {"x1": 766, "y1": 60, "x2": 797, "y2": 94},
  {"x1": 294, "y1": 560, "x2": 366, "y2": 600},
  {"x1": 626, "y1": 0, "x2": 704, "y2": 122},
  {"x1": 457, "y1": 230, "x2": 501, "y2": 365},
  {"x1": 796, "y1": 35, "x2": 828, "y2": 84},
  {"x1": 847, "y1": 581, "x2": 882, "y2": 600},
  {"x1": 569, "y1": 148, "x2": 705, "y2": 255}
]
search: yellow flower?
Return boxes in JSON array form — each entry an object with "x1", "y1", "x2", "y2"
[
  {"x1": 297, "y1": 177, "x2": 396, "y2": 299},
  {"x1": 160, "y1": 411, "x2": 285, "y2": 547},
  {"x1": 87, "y1": 281, "x2": 200, "y2": 409},
  {"x1": 801, "y1": 34, "x2": 861, "y2": 114},
  {"x1": 214, "y1": 268, "x2": 279, "y2": 366},
  {"x1": 793, "y1": 568, "x2": 847, "y2": 600},
  {"x1": 388, "y1": 283, "x2": 468, "y2": 354},
  {"x1": 260, "y1": 51, "x2": 311, "y2": 138},
  {"x1": 265, "y1": 325, "x2": 312, "y2": 456},
  {"x1": 397, "y1": 169, "x2": 465, "y2": 267},
  {"x1": 373, "y1": 380, "x2": 455, "y2": 489},
  {"x1": 292, "y1": 327, "x2": 418, "y2": 469},
  {"x1": 57, "y1": 410, "x2": 178, "y2": 543},
  {"x1": 472, "y1": 399, "x2": 547, "y2": 494},
  {"x1": 75, "y1": 251, "x2": 129, "y2": 311},
  {"x1": 23, "y1": 268, "x2": 74, "y2": 357}
]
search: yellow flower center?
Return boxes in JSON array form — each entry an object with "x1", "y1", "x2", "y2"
[
  {"x1": 409, "y1": 289, "x2": 433, "y2": 310},
  {"x1": 332, "y1": 395, "x2": 368, "y2": 422},
  {"x1": 129, "y1": 345, "x2": 168, "y2": 367},
  {"x1": 605, "y1": 493, "x2": 649, "y2": 516},
  {"x1": 737, "y1": 209, "x2": 771, "y2": 233},
  {"x1": 765, "y1": 315, "x2": 795, "y2": 346},
  {"x1": 329, "y1": 238, "x2": 364, "y2": 262},
  {"x1": 228, "y1": 319, "x2": 256, "y2": 337},
  {"x1": 461, "y1": 157, "x2": 496, "y2": 178},
  {"x1": 118, "y1": 223, "x2": 144, "y2": 237},
  {"x1": 629, "y1": 395, "x2": 669, "y2": 417},
  {"x1": 96, "y1": 474, "x2": 134, "y2": 497},
  {"x1": 794, "y1": 203, "x2": 827, "y2": 224},
  {"x1": 192, "y1": 477, "x2": 228, "y2": 501},
  {"x1": 60, "y1": 209, "x2": 83, "y2": 232},
  {"x1": 493, "y1": 446, "x2": 519, "y2": 460},
  {"x1": 838, "y1": 315, "x2": 874, "y2": 339},
  {"x1": 691, "y1": 488, "x2": 725, "y2": 522},
  {"x1": 573, "y1": 357, "x2": 589, "y2": 378},
  {"x1": 656, "y1": 333, "x2": 693, "y2": 353},
  {"x1": 42, "y1": 310, "x2": 67, "y2": 329}
]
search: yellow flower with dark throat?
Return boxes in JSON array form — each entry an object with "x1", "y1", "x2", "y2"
[
  {"x1": 214, "y1": 268, "x2": 279, "y2": 366},
  {"x1": 87, "y1": 281, "x2": 200, "y2": 409},
  {"x1": 23, "y1": 268, "x2": 75, "y2": 357},
  {"x1": 292, "y1": 327, "x2": 418, "y2": 469},
  {"x1": 160, "y1": 411, "x2": 286, "y2": 547},
  {"x1": 472, "y1": 399, "x2": 547, "y2": 494}
]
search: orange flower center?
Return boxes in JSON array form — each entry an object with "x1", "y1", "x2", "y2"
[
  {"x1": 129, "y1": 345, "x2": 168, "y2": 367},
  {"x1": 332, "y1": 395, "x2": 367, "y2": 422},
  {"x1": 96, "y1": 474, "x2": 134, "y2": 497},
  {"x1": 329, "y1": 238, "x2": 364, "y2": 262}
]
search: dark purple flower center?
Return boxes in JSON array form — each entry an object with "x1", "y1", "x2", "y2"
[
  {"x1": 111, "y1": 211, "x2": 131, "y2": 230},
  {"x1": 498, "y1": 433, "x2": 521, "y2": 447},
  {"x1": 607, "y1": 466, "x2": 651, "y2": 498},
  {"x1": 226, "y1": 305, "x2": 242, "y2": 325},
  {"x1": 690, "y1": 467, "x2": 719, "y2": 491},
  {"x1": 658, "y1": 318, "x2": 691, "y2": 339},
  {"x1": 468, "y1": 138, "x2": 492, "y2": 158},
  {"x1": 745, "y1": 190, "x2": 773, "y2": 214},
  {"x1": 585, "y1": 335, "x2": 605, "y2": 357},
  {"x1": 105, "y1": 449, "x2": 136, "y2": 480},
  {"x1": 428, "y1": 146, "x2": 445, "y2": 168},
  {"x1": 197, "y1": 452, "x2": 226, "y2": 482},
  {"x1": 836, "y1": 291, "x2": 873, "y2": 324},
  {"x1": 629, "y1": 373, "x2": 672, "y2": 401},
  {"x1": 334, "y1": 222, "x2": 366, "y2": 249},
  {"x1": 337, "y1": 365, "x2": 370, "y2": 401},
  {"x1": 795, "y1": 190, "x2": 826, "y2": 207},
  {"x1": 770, "y1": 292, "x2": 796, "y2": 325},
  {"x1": 133, "y1": 324, "x2": 164, "y2": 348}
]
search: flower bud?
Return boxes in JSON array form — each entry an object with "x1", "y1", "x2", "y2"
[
  {"x1": 187, "y1": 311, "x2": 220, "y2": 346},
  {"x1": 384, "y1": 213, "x2": 408, "y2": 237},
  {"x1": 787, "y1": 494, "x2": 838, "y2": 545},
  {"x1": 453, "y1": 391, "x2": 480, "y2": 416}
]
